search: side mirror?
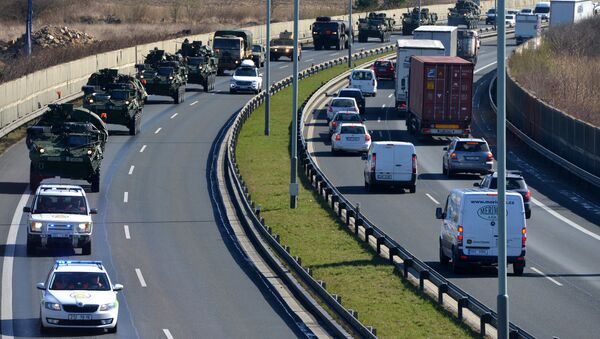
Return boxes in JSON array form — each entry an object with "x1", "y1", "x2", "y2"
[
  {"x1": 443, "y1": 147, "x2": 448, "y2": 151},
  {"x1": 113, "y1": 284, "x2": 124, "y2": 292},
  {"x1": 259, "y1": 73, "x2": 263, "y2": 77},
  {"x1": 361, "y1": 154, "x2": 368, "y2": 161},
  {"x1": 473, "y1": 183, "x2": 480, "y2": 187},
  {"x1": 369, "y1": 130, "x2": 374, "y2": 134},
  {"x1": 23, "y1": 206, "x2": 31, "y2": 213},
  {"x1": 435, "y1": 207, "x2": 445, "y2": 220},
  {"x1": 90, "y1": 208, "x2": 98, "y2": 215},
  {"x1": 36, "y1": 283, "x2": 45, "y2": 290}
]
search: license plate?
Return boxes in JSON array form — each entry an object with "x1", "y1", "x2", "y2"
[
  {"x1": 377, "y1": 174, "x2": 392, "y2": 179},
  {"x1": 465, "y1": 156, "x2": 479, "y2": 161},
  {"x1": 436, "y1": 124, "x2": 459, "y2": 129},
  {"x1": 68, "y1": 314, "x2": 92, "y2": 320},
  {"x1": 51, "y1": 233, "x2": 70, "y2": 238},
  {"x1": 67, "y1": 157, "x2": 84, "y2": 162},
  {"x1": 346, "y1": 137, "x2": 359, "y2": 141},
  {"x1": 470, "y1": 249, "x2": 488, "y2": 255}
]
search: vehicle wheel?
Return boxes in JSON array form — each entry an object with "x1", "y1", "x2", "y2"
[
  {"x1": 91, "y1": 171, "x2": 100, "y2": 193},
  {"x1": 451, "y1": 250, "x2": 463, "y2": 273},
  {"x1": 40, "y1": 320, "x2": 50, "y2": 334},
  {"x1": 409, "y1": 185, "x2": 416, "y2": 193},
  {"x1": 331, "y1": 147, "x2": 338, "y2": 155},
  {"x1": 368, "y1": 181, "x2": 377, "y2": 192},
  {"x1": 107, "y1": 322, "x2": 117, "y2": 333},
  {"x1": 26, "y1": 239, "x2": 35, "y2": 255},
  {"x1": 29, "y1": 163, "x2": 41, "y2": 191},
  {"x1": 442, "y1": 163, "x2": 447, "y2": 175},
  {"x1": 513, "y1": 263, "x2": 525, "y2": 276},
  {"x1": 439, "y1": 242, "x2": 450, "y2": 265},
  {"x1": 217, "y1": 68, "x2": 224, "y2": 76},
  {"x1": 525, "y1": 209, "x2": 531, "y2": 219},
  {"x1": 229, "y1": 89, "x2": 236, "y2": 94},
  {"x1": 364, "y1": 180, "x2": 369, "y2": 190},
  {"x1": 380, "y1": 35, "x2": 384, "y2": 43},
  {"x1": 81, "y1": 241, "x2": 92, "y2": 255}
]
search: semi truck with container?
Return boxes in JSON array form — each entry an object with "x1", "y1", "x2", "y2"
[
  {"x1": 550, "y1": 0, "x2": 594, "y2": 26},
  {"x1": 515, "y1": 13, "x2": 542, "y2": 44},
  {"x1": 413, "y1": 25, "x2": 458, "y2": 57},
  {"x1": 407, "y1": 56, "x2": 474, "y2": 138}
]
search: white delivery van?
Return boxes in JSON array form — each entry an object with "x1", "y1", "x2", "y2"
[
  {"x1": 362, "y1": 141, "x2": 417, "y2": 193},
  {"x1": 436, "y1": 189, "x2": 527, "y2": 275},
  {"x1": 550, "y1": 0, "x2": 594, "y2": 26},
  {"x1": 413, "y1": 26, "x2": 458, "y2": 57},
  {"x1": 515, "y1": 13, "x2": 542, "y2": 44},
  {"x1": 349, "y1": 69, "x2": 377, "y2": 97},
  {"x1": 534, "y1": 2, "x2": 551, "y2": 21},
  {"x1": 394, "y1": 39, "x2": 445, "y2": 111}
]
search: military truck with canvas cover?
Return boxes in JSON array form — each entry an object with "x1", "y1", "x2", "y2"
[
  {"x1": 311, "y1": 17, "x2": 350, "y2": 50},
  {"x1": 26, "y1": 104, "x2": 108, "y2": 192},
  {"x1": 358, "y1": 12, "x2": 395, "y2": 42},
  {"x1": 213, "y1": 30, "x2": 253, "y2": 74},
  {"x1": 178, "y1": 40, "x2": 218, "y2": 92},
  {"x1": 135, "y1": 49, "x2": 187, "y2": 104},
  {"x1": 270, "y1": 31, "x2": 301, "y2": 61},
  {"x1": 402, "y1": 8, "x2": 439, "y2": 35},
  {"x1": 82, "y1": 68, "x2": 146, "y2": 135},
  {"x1": 448, "y1": 0, "x2": 482, "y2": 29}
]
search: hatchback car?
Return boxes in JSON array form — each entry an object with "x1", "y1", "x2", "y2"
[
  {"x1": 349, "y1": 69, "x2": 377, "y2": 97},
  {"x1": 475, "y1": 170, "x2": 532, "y2": 219},
  {"x1": 327, "y1": 97, "x2": 359, "y2": 121},
  {"x1": 329, "y1": 111, "x2": 363, "y2": 134},
  {"x1": 331, "y1": 123, "x2": 371, "y2": 154},
  {"x1": 442, "y1": 137, "x2": 494, "y2": 177},
  {"x1": 372, "y1": 59, "x2": 395, "y2": 80},
  {"x1": 337, "y1": 87, "x2": 366, "y2": 114}
]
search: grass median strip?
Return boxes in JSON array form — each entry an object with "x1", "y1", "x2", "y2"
[{"x1": 236, "y1": 59, "x2": 475, "y2": 338}]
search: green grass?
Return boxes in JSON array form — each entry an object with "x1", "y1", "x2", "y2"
[{"x1": 236, "y1": 58, "x2": 476, "y2": 338}]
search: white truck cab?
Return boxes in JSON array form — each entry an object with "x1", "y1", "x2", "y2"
[
  {"x1": 23, "y1": 184, "x2": 97, "y2": 255},
  {"x1": 363, "y1": 141, "x2": 417, "y2": 193},
  {"x1": 436, "y1": 188, "x2": 527, "y2": 275}
]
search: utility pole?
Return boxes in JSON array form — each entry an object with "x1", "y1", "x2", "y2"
[
  {"x1": 26, "y1": 0, "x2": 33, "y2": 57},
  {"x1": 265, "y1": 0, "x2": 271, "y2": 135},
  {"x1": 290, "y1": 0, "x2": 299, "y2": 209},
  {"x1": 348, "y1": 0, "x2": 352, "y2": 67}
]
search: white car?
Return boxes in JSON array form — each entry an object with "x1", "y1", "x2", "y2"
[
  {"x1": 230, "y1": 59, "x2": 262, "y2": 94},
  {"x1": 326, "y1": 97, "x2": 359, "y2": 121},
  {"x1": 23, "y1": 184, "x2": 97, "y2": 255},
  {"x1": 505, "y1": 14, "x2": 516, "y2": 27},
  {"x1": 37, "y1": 260, "x2": 123, "y2": 333},
  {"x1": 349, "y1": 69, "x2": 377, "y2": 97},
  {"x1": 329, "y1": 111, "x2": 363, "y2": 134},
  {"x1": 331, "y1": 123, "x2": 371, "y2": 154},
  {"x1": 520, "y1": 8, "x2": 534, "y2": 14}
]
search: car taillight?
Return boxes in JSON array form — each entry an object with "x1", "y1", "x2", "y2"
[
  {"x1": 521, "y1": 227, "x2": 527, "y2": 247},
  {"x1": 335, "y1": 134, "x2": 341, "y2": 141},
  {"x1": 332, "y1": 121, "x2": 337, "y2": 128},
  {"x1": 457, "y1": 225, "x2": 464, "y2": 244},
  {"x1": 412, "y1": 154, "x2": 417, "y2": 174},
  {"x1": 450, "y1": 152, "x2": 458, "y2": 160},
  {"x1": 365, "y1": 134, "x2": 371, "y2": 141},
  {"x1": 524, "y1": 191, "x2": 531, "y2": 202},
  {"x1": 371, "y1": 153, "x2": 376, "y2": 171},
  {"x1": 486, "y1": 152, "x2": 494, "y2": 161}
]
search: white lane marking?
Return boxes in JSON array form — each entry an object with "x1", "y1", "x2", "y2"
[
  {"x1": 124, "y1": 225, "x2": 131, "y2": 239},
  {"x1": 2, "y1": 191, "x2": 30, "y2": 338},
  {"x1": 170, "y1": 113, "x2": 178, "y2": 119},
  {"x1": 426, "y1": 193, "x2": 440, "y2": 205},
  {"x1": 475, "y1": 61, "x2": 498, "y2": 74},
  {"x1": 154, "y1": 127, "x2": 162, "y2": 134},
  {"x1": 305, "y1": 58, "x2": 314, "y2": 62},
  {"x1": 128, "y1": 165, "x2": 135, "y2": 175},
  {"x1": 531, "y1": 197, "x2": 600, "y2": 241},
  {"x1": 381, "y1": 104, "x2": 386, "y2": 108},
  {"x1": 211, "y1": 93, "x2": 216, "y2": 96},
  {"x1": 139, "y1": 145, "x2": 147, "y2": 153},
  {"x1": 190, "y1": 100, "x2": 198, "y2": 106},
  {"x1": 531, "y1": 267, "x2": 563, "y2": 287},
  {"x1": 135, "y1": 268, "x2": 147, "y2": 287},
  {"x1": 329, "y1": 52, "x2": 338, "y2": 56},
  {"x1": 388, "y1": 93, "x2": 393, "y2": 98},
  {"x1": 279, "y1": 65, "x2": 289, "y2": 69},
  {"x1": 123, "y1": 192, "x2": 129, "y2": 203},
  {"x1": 163, "y1": 329, "x2": 174, "y2": 339}
]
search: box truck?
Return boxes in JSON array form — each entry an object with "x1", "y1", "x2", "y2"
[
  {"x1": 550, "y1": 0, "x2": 594, "y2": 26},
  {"x1": 413, "y1": 25, "x2": 458, "y2": 57},
  {"x1": 515, "y1": 14, "x2": 542, "y2": 44}
]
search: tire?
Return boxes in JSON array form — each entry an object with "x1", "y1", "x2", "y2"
[
  {"x1": 442, "y1": 163, "x2": 447, "y2": 175},
  {"x1": 314, "y1": 44, "x2": 322, "y2": 51},
  {"x1": 439, "y1": 241, "x2": 450, "y2": 265},
  {"x1": 409, "y1": 185, "x2": 416, "y2": 193},
  {"x1": 451, "y1": 251, "x2": 463, "y2": 273},
  {"x1": 91, "y1": 171, "x2": 100, "y2": 193},
  {"x1": 128, "y1": 112, "x2": 140, "y2": 136},
  {"x1": 513, "y1": 263, "x2": 525, "y2": 276},
  {"x1": 107, "y1": 322, "x2": 117, "y2": 333},
  {"x1": 81, "y1": 241, "x2": 92, "y2": 255},
  {"x1": 331, "y1": 147, "x2": 338, "y2": 155},
  {"x1": 229, "y1": 89, "x2": 236, "y2": 94},
  {"x1": 525, "y1": 209, "x2": 531, "y2": 219},
  {"x1": 26, "y1": 239, "x2": 35, "y2": 256},
  {"x1": 217, "y1": 68, "x2": 224, "y2": 76},
  {"x1": 29, "y1": 163, "x2": 41, "y2": 192},
  {"x1": 40, "y1": 321, "x2": 50, "y2": 334},
  {"x1": 173, "y1": 92, "x2": 180, "y2": 104}
]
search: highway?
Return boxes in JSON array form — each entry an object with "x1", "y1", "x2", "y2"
[
  {"x1": 303, "y1": 36, "x2": 600, "y2": 338},
  {"x1": 0, "y1": 39, "x2": 389, "y2": 338}
]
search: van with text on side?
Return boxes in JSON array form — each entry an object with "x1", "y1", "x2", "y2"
[{"x1": 436, "y1": 189, "x2": 527, "y2": 275}]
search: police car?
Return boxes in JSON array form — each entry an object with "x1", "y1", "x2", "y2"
[
  {"x1": 37, "y1": 260, "x2": 123, "y2": 333},
  {"x1": 229, "y1": 59, "x2": 263, "y2": 94}
]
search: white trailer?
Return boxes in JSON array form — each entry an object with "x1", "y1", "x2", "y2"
[
  {"x1": 413, "y1": 25, "x2": 458, "y2": 57},
  {"x1": 515, "y1": 14, "x2": 542, "y2": 44},
  {"x1": 550, "y1": 0, "x2": 594, "y2": 26},
  {"x1": 394, "y1": 39, "x2": 445, "y2": 111}
]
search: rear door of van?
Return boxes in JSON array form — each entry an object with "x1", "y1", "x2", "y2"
[
  {"x1": 461, "y1": 194, "x2": 498, "y2": 257},
  {"x1": 392, "y1": 144, "x2": 414, "y2": 182},
  {"x1": 506, "y1": 193, "x2": 526, "y2": 257},
  {"x1": 373, "y1": 144, "x2": 395, "y2": 182}
]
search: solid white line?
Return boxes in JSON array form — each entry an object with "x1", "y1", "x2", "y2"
[
  {"x1": 139, "y1": 145, "x2": 147, "y2": 153},
  {"x1": 531, "y1": 197, "x2": 600, "y2": 241},
  {"x1": 163, "y1": 329, "x2": 174, "y2": 339},
  {"x1": 305, "y1": 58, "x2": 314, "y2": 62},
  {"x1": 128, "y1": 165, "x2": 135, "y2": 175},
  {"x1": 426, "y1": 193, "x2": 440, "y2": 205},
  {"x1": 123, "y1": 192, "x2": 128, "y2": 203},
  {"x1": 190, "y1": 100, "x2": 198, "y2": 106},
  {"x1": 170, "y1": 113, "x2": 178, "y2": 119},
  {"x1": 2, "y1": 191, "x2": 30, "y2": 339},
  {"x1": 475, "y1": 61, "x2": 498, "y2": 74},
  {"x1": 279, "y1": 65, "x2": 289, "y2": 69},
  {"x1": 154, "y1": 127, "x2": 162, "y2": 134},
  {"x1": 531, "y1": 267, "x2": 563, "y2": 287},
  {"x1": 135, "y1": 268, "x2": 147, "y2": 287},
  {"x1": 124, "y1": 225, "x2": 131, "y2": 239},
  {"x1": 388, "y1": 93, "x2": 393, "y2": 98}
]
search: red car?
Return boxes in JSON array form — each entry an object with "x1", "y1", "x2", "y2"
[{"x1": 373, "y1": 59, "x2": 395, "y2": 80}]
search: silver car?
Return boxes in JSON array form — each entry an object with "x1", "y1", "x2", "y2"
[
  {"x1": 442, "y1": 137, "x2": 494, "y2": 177},
  {"x1": 331, "y1": 123, "x2": 371, "y2": 154},
  {"x1": 329, "y1": 111, "x2": 363, "y2": 134},
  {"x1": 326, "y1": 97, "x2": 359, "y2": 121}
]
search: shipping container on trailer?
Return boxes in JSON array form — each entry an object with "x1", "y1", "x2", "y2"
[{"x1": 550, "y1": 0, "x2": 594, "y2": 26}]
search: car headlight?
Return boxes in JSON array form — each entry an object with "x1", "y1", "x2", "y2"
[
  {"x1": 78, "y1": 223, "x2": 92, "y2": 233},
  {"x1": 87, "y1": 149, "x2": 93, "y2": 155},
  {"x1": 31, "y1": 222, "x2": 43, "y2": 232},
  {"x1": 99, "y1": 302, "x2": 117, "y2": 311},
  {"x1": 125, "y1": 100, "x2": 130, "y2": 105},
  {"x1": 139, "y1": 75, "x2": 144, "y2": 79},
  {"x1": 88, "y1": 99, "x2": 94, "y2": 104},
  {"x1": 285, "y1": 48, "x2": 290, "y2": 53},
  {"x1": 44, "y1": 302, "x2": 61, "y2": 311}
]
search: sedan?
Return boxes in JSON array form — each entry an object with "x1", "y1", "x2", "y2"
[
  {"x1": 329, "y1": 111, "x2": 363, "y2": 134},
  {"x1": 373, "y1": 59, "x2": 395, "y2": 80},
  {"x1": 331, "y1": 123, "x2": 371, "y2": 154},
  {"x1": 326, "y1": 97, "x2": 359, "y2": 121}
]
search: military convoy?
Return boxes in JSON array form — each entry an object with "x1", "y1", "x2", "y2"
[
  {"x1": 178, "y1": 40, "x2": 218, "y2": 92},
  {"x1": 135, "y1": 49, "x2": 188, "y2": 104},
  {"x1": 357, "y1": 12, "x2": 396, "y2": 43},
  {"x1": 311, "y1": 17, "x2": 350, "y2": 50},
  {"x1": 448, "y1": 0, "x2": 482, "y2": 29},
  {"x1": 26, "y1": 104, "x2": 108, "y2": 192},
  {"x1": 213, "y1": 30, "x2": 254, "y2": 75},
  {"x1": 270, "y1": 31, "x2": 301, "y2": 61},
  {"x1": 402, "y1": 8, "x2": 439, "y2": 35}
]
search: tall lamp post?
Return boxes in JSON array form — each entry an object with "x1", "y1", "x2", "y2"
[
  {"x1": 290, "y1": 0, "x2": 299, "y2": 208},
  {"x1": 348, "y1": 0, "x2": 352, "y2": 67},
  {"x1": 265, "y1": 0, "x2": 271, "y2": 135}
]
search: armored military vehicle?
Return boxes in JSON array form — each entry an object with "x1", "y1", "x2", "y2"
[
  {"x1": 82, "y1": 68, "x2": 146, "y2": 135},
  {"x1": 270, "y1": 31, "x2": 301, "y2": 61},
  {"x1": 311, "y1": 17, "x2": 350, "y2": 50},
  {"x1": 448, "y1": 0, "x2": 481, "y2": 29},
  {"x1": 135, "y1": 49, "x2": 187, "y2": 104},
  {"x1": 402, "y1": 8, "x2": 438, "y2": 35},
  {"x1": 357, "y1": 12, "x2": 395, "y2": 43},
  {"x1": 178, "y1": 40, "x2": 218, "y2": 92},
  {"x1": 213, "y1": 30, "x2": 253, "y2": 75},
  {"x1": 26, "y1": 104, "x2": 108, "y2": 192}
]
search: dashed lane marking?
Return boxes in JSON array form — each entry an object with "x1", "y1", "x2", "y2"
[
  {"x1": 139, "y1": 145, "x2": 147, "y2": 153},
  {"x1": 170, "y1": 113, "x2": 178, "y2": 119},
  {"x1": 135, "y1": 268, "x2": 147, "y2": 287},
  {"x1": 426, "y1": 193, "x2": 440, "y2": 205},
  {"x1": 123, "y1": 192, "x2": 128, "y2": 203},
  {"x1": 124, "y1": 225, "x2": 131, "y2": 239},
  {"x1": 163, "y1": 329, "x2": 174, "y2": 339},
  {"x1": 154, "y1": 127, "x2": 162, "y2": 134},
  {"x1": 190, "y1": 100, "x2": 198, "y2": 106},
  {"x1": 128, "y1": 165, "x2": 134, "y2": 175},
  {"x1": 388, "y1": 93, "x2": 393, "y2": 98},
  {"x1": 531, "y1": 267, "x2": 563, "y2": 287}
]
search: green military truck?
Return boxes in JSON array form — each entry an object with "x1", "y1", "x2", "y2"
[
  {"x1": 311, "y1": 17, "x2": 350, "y2": 50},
  {"x1": 26, "y1": 104, "x2": 108, "y2": 192},
  {"x1": 178, "y1": 40, "x2": 218, "y2": 92},
  {"x1": 213, "y1": 30, "x2": 253, "y2": 75},
  {"x1": 135, "y1": 49, "x2": 188, "y2": 104},
  {"x1": 402, "y1": 8, "x2": 439, "y2": 35},
  {"x1": 448, "y1": 0, "x2": 481, "y2": 29},
  {"x1": 357, "y1": 12, "x2": 395, "y2": 43}
]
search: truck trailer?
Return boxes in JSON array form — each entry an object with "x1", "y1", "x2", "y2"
[
  {"x1": 515, "y1": 14, "x2": 542, "y2": 44},
  {"x1": 550, "y1": 0, "x2": 594, "y2": 26},
  {"x1": 413, "y1": 26, "x2": 458, "y2": 57}
]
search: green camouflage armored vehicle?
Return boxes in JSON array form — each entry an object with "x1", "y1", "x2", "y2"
[
  {"x1": 357, "y1": 12, "x2": 395, "y2": 43},
  {"x1": 178, "y1": 40, "x2": 218, "y2": 92},
  {"x1": 402, "y1": 8, "x2": 438, "y2": 35},
  {"x1": 448, "y1": 0, "x2": 481, "y2": 29},
  {"x1": 26, "y1": 104, "x2": 108, "y2": 192},
  {"x1": 135, "y1": 49, "x2": 188, "y2": 104},
  {"x1": 82, "y1": 68, "x2": 146, "y2": 135}
]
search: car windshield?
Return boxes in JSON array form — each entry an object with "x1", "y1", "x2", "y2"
[
  {"x1": 374, "y1": 61, "x2": 391, "y2": 67},
  {"x1": 271, "y1": 39, "x2": 293, "y2": 46},
  {"x1": 109, "y1": 90, "x2": 129, "y2": 100},
  {"x1": 506, "y1": 15, "x2": 515, "y2": 19},
  {"x1": 313, "y1": 22, "x2": 338, "y2": 32},
  {"x1": 252, "y1": 45, "x2": 262, "y2": 52},
  {"x1": 521, "y1": 9, "x2": 532, "y2": 13},
  {"x1": 335, "y1": 113, "x2": 361, "y2": 122},
  {"x1": 158, "y1": 67, "x2": 173, "y2": 76},
  {"x1": 235, "y1": 67, "x2": 257, "y2": 77},
  {"x1": 332, "y1": 99, "x2": 355, "y2": 107},
  {"x1": 534, "y1": 7, "x2": 550, "y2": 14},
  {"x1": 338, "y1": 91, "x2": 361, "y2": 99},
  {"x1": 489, "y1": 178, "x2": 526, "y2": 190},
  {"x1": 188, "y1": 57, "x2": 204, "y2": 65},
  {"x1": 50, "y1": 272, "x2": 110, "y2": 291},
  {"x1": 213, "y1": 39, "x2": 241, "y2": 49},
  {"x1": 340, "y1": 125, "x2": 365, "y2": 134},
  {"x1": 351, "y1": 71, "x2": 373, "y2": 80},
  {"x1": 34, "y1": 195, "x2": 88, "y2": 214},
  {"x1": 487, "y1": 9, "x2": 496, "y2": 14},
  {"x1": 455, "y1": 141, "x2": 490, "y2": 152}
]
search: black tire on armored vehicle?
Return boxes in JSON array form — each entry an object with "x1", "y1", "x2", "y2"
[{"x1": 179, "y1": 40, "x2": 219, "y2": 92}]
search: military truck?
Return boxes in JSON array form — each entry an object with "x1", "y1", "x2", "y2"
[
  {"x1": 402, "y1": 8, "x2": 439, "y2": 35},
  {"x1": 26, "y1": 104, "x2": 108, "y2": 192},
  {"x1": 448, "y1": 0, "x2": 481, "y2": 29},
  {"x1": 213, "y1": 30, "x2": 253, "y2": 75},
  {"x1": 135, "y1": 49, "x2": 187, "y2": 104},
  {"x1": 82, "y1": 69, "x2": 146, "y2": 135},
  {"x1": 357, "y1": 12, "x2": 395, "y2": 43},
  {"x1": 178, "y1": 40, "x2": 218, "y2": 92},
  {"x1": 311, "y1": 17, "x2": 350, "y2": 50},
  {"x1": 270, "y1": 31, "x2": 302, "y2": 61}
]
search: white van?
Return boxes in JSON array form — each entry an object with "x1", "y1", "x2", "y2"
[
  {"x1": 349, "y1": 69, "x2": 377, "y2": 97},
  {"x1": 362, "y1": 141, "x2": 417, "y2": 193},
  {"x1": 534, "y1": 2, "x2": 551, "y2": 21},
  {"x1": 436, "y1": 189, "x2": 527, "y2": 275}
]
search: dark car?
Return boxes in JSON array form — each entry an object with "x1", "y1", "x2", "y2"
[
  {"x1": 475, "y1": 170, "x2": 532, "y2": 219},
  {"x1": 372, "y1": 59, "x2": 395, "y2": 80},
  {"x1": 337, "y1": 87, "x2": 366, "y2": 114}
]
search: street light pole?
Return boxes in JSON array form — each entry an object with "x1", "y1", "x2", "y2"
[
  {"x1": 290, "y1": 0, "x2": 299, "y2": 209},
  {"x1": 265, "y1": 0, "x2": 271, "y2": 135},
  {"x1": 348, "y1": 0, "x2": 352, "y2": 67},
  {"x1": 26, "y1": 0, "x2": 32, "y2": 57}
]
